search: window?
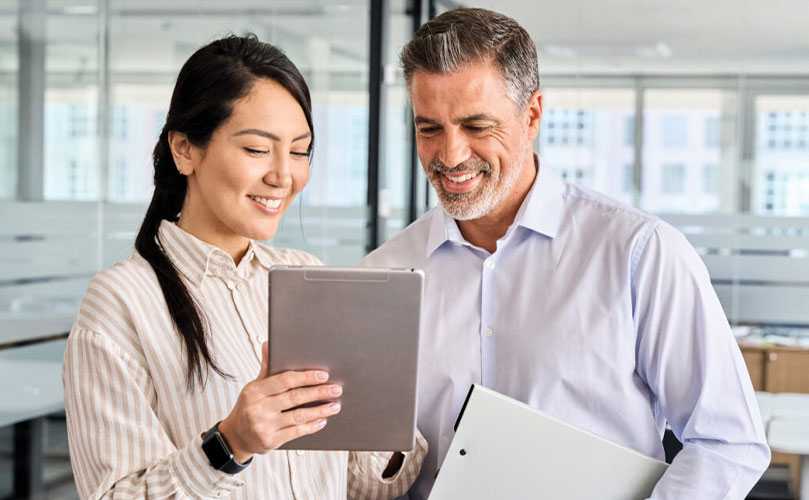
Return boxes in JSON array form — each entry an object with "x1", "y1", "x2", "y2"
[
  {"x1": 625, "y1": 116, "x2": 635, "y2": 146},
  {"x1": 661, "y1": 115, "x2": 687, "y2": 147},
  {"x1": 540, "y1": 107, "x2": 594, "y2": 149},
  {"x1": 538, "y1": 88, "x2": 635, "y2": 205},
  {"x1": 642, "y1": 90, "x2": 732, "y2": 213},
  {"x1": 662, "y1": 163, "x2": 686, "y2": 194},
  {"x1": 754, "y1": 95, "x2": 809, "y2": 215},
  {"x1": 705, "y1": 117, "x2": 720, "y2": 147},
  {"x1": 703, "y1": 164, "x2": 718, "y2": 193},
  {"x1": 68, "y1": 105, "x2": 89, "y2": 138},
  {"x1": 624, "y1": 163, "x2": 635, "y2": 193}
]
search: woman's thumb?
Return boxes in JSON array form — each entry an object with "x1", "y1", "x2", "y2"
[{"x1": 256, "y1": 341, "x2": 269, "y2": 380}]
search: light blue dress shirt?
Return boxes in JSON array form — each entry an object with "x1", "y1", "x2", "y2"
[{"x1": 363, "y1": 157, "x2": 770, "y2": 500}]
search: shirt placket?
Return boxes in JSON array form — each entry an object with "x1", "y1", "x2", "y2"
[
  {"x1": 480, "y1": 254, "x2": 497, "y2": 387},
  {"x1": 225, "y1": 276, "x2": 264, "y2": 362},
  {"x1": 287, "y1": 449, "x2": 309, "y2": 499}
]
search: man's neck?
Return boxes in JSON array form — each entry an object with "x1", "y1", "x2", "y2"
[{"x1": 456, "y1": 160, "x2": 537, "y2": 254}]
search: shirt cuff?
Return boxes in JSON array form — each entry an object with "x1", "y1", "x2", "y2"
[{"x1": 169, "y1": 434, "x2": 246, "y2": 499}]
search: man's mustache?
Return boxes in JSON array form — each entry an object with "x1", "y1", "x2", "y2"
[{"x1": 428, "y1": 158, "x2": 492, "y2": 174}]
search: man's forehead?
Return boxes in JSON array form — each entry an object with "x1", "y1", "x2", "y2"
[
  {"x1": 410, "y1": 61, "x2": 502, "y2": 89},
  {"x1": 409, "y1": 63, "x2": 512, "y2": 118}
]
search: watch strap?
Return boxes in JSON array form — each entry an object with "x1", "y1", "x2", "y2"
[{"x1": 202, "y1": 421, "x2": 252, "y2": 474}]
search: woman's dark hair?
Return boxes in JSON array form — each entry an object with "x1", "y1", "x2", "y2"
[{"x1": 135, "y1": 34, "x2": 314, "y2": 390}]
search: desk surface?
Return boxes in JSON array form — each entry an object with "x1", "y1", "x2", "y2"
[
  {"x1": 768, "y1": 418, "x2": 809, "y2": 455},
  {"x1": 757, "y1": 392, "x2": 809, "y2": 425},
  {"x1": 0, "y1": 313, "x2": 73, "y2": 347},
  {"x1": 0, "y1": 340, "x2": 66, "y2": 428}
]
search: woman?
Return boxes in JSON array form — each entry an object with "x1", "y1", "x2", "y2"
[{"x1": 62, "y1": 34, "x2": 425, "y2": 499}]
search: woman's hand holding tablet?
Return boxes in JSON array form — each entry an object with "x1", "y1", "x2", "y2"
[{"x1": 218, "y1": 342, "x2": 342, "y2": 464}]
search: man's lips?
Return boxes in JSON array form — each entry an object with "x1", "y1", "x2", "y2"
[{"x1": 439, "y1": 171, "x2": 483, "y2": 193}]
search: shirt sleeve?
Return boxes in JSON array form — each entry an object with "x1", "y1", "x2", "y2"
[
  {"x1": 63, "y1": 328, "x2": 245, "y2": 500},
  {"x1": 632, "y1": 221, "x2": 770, "y2": 499},
  {"x1": 346, "y1": 428, "x2": 428, "y2": 500}
]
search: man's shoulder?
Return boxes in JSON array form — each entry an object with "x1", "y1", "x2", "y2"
[
  {"x1": 562, "y1": 182, "x2": 657, "y2": 226},
  {"x1": 363, "y1": 207, "x2": 441, "y2": 267}
]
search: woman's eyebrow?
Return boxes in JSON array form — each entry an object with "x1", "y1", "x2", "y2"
[{"x1": 232, "y1": 129, "x2": 311, "y2": 142}]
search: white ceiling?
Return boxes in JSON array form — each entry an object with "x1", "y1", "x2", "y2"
[
  {"x1": 2, "y1": 0, "x2": 808, "y2": 77},
  {"x1": 465, "y1": 0, "x2": 809, "y2": 75}
]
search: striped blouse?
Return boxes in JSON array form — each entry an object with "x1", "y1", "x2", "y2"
[{"x1": 63, "y1": 220, "x2": 426, "y2": 500}]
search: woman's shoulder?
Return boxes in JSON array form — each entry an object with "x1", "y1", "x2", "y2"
[
  {"x1": 85, "y1": 252, "x2": 158, "y2": 297},
  {"x1": 70, "y1": 252, "x2": 160, "y2": 364},
  {"x1": 254, "y1": 242, "x2": 324, "y2": 266},
  {"x1": 75, "y1": 253, "x2": 160, "y2": 330}
]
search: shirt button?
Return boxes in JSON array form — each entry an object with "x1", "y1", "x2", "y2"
[
  {"x1": 485, "y1": 259, "x2": 495, "y2": 269},
  {"x1": 483, "y1": 328, "x2": 494, "y2": 337},
  {"x1": 296, "y1": 450, "x2": 304, "y2": 456},
  {"x1": 237, "y1": 282, "x2": 246, "y2": 291}
]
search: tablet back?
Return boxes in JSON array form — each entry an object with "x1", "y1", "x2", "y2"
[
  {"x1": 429, "y1": 385, "x2": 668, "y2": 500},
  {"x1": 268, "y1": 265, "x2": 423, "y2": 451}
]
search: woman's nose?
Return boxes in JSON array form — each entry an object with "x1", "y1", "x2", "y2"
[{"x1": 264, "y1": 155, "x2": 292, "y2": 189}]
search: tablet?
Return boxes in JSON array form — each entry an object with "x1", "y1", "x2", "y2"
[{"x1": 268, "y1": 265, "x2": 423, "y2": 451}]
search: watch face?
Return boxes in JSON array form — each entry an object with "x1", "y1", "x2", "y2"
[{"x1": 202, "y1": 433, "x2": 233, "y2": 469}]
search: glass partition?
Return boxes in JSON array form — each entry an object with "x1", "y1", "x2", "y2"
[
  {"x1": 538, "y1": 88, "x2": 636, "y2": 205},
  {"x1": 641, "y1": 89, "x2": 738, "y2": 214},
  {"x1": 754, "y1": 94, "x2": 809, "y2": 216}
]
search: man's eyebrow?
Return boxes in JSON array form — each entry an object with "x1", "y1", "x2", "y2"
[
  {"x1": 414, "y1": 114, "x2": 497, "y2": 126},
  {"x1": 455, "y1": 113, "x2": 497, "y2": 124},
  {"x1": 414, "y1": 116, "x2": 440, "y2": 126},
  {"x1": 231, "y1": 129, "x2": 311, "y2": 142}
]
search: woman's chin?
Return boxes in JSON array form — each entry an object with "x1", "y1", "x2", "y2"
[{"x1": 250, "y1": 227, "x2": 280, "y2": 242}]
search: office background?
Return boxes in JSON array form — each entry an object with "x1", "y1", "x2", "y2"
[{"x1": 1, "y1": 0, "x2": 808, "y2": 498}]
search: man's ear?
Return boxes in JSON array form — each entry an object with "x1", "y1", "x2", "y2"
[
  {"x1": 525, "y1": 90, "x2": 543, "y2": 141},
  {"x1": 167, "y1": 131, "x2": 195, "y2": 175}
]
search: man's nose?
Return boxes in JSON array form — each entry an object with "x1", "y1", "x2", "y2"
[{"x1": 439, "y1": 130, "x2": 471, "y2": 168}]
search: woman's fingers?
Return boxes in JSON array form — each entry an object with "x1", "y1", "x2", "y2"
[
  {"x1": 279, "y1": 401, "x2": 341, "y2": 427},
  {"x1": 271, "y1": 418, "x2": 330, "y2": 448},
  {"x1": 262, "y1": 369, "x2": 330, "y2": 395},
  {"x1": 270, "y1": 383, "x2": 342, "y2": 412},
  {"x1": 227, "y1": 369, "x2": 339, "y2": 454}
]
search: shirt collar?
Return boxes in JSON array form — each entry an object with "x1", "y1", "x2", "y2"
[
  {"x1": 516, "y1": 154, "x2": 563, "y2": 239},
  {"x1": 424, "y1": 154, "x2": 564, "y2": 257},
  {"x1": 157, "y1": 220, "x2": 272, "y2": 287}
]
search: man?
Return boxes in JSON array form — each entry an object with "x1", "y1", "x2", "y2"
[{"x1": 362, "y1": 7, "x2": 769, "y2": 500}]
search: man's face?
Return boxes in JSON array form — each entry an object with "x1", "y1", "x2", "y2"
[{"x1": 410, "y1": 61, "x2": 540, "y2": 221}]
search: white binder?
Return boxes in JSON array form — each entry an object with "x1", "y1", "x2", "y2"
[{"x1": 429, "y1": 385, "x2": 668, "y2": 500}]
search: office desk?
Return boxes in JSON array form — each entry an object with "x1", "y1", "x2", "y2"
[
  {"x1": 768, "y1": 419, "x2": 809, "y2": 500},
  {"x1": 0, "y1": 340, "x2": 66, "y2": 499},
  {"x1": 0, "y1": 359, "x2": 63, "y2": 427},
  {"x1": 757, "y1": 392, "x2": 809, "y2": 500}
]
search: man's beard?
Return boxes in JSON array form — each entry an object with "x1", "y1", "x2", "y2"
[{"x1": 426, "y1": 144, "x2": 528, "y2": 221}]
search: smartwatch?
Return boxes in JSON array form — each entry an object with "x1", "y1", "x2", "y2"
[{"x1": 201, "y1": 421, "x2": 252, "y2": 474}]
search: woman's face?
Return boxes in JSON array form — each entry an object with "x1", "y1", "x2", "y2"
[{"x1": 172, "y1": 78, "x2": 311, "y2": 259}]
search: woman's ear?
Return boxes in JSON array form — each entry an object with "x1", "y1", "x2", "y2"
[{"x1": 167, "y1": 131, "x2": 195, "y2": 175}]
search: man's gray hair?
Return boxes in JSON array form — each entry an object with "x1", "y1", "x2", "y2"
[{"x1": 400, "y1": 7, "x2": 539, "y2": 109}]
